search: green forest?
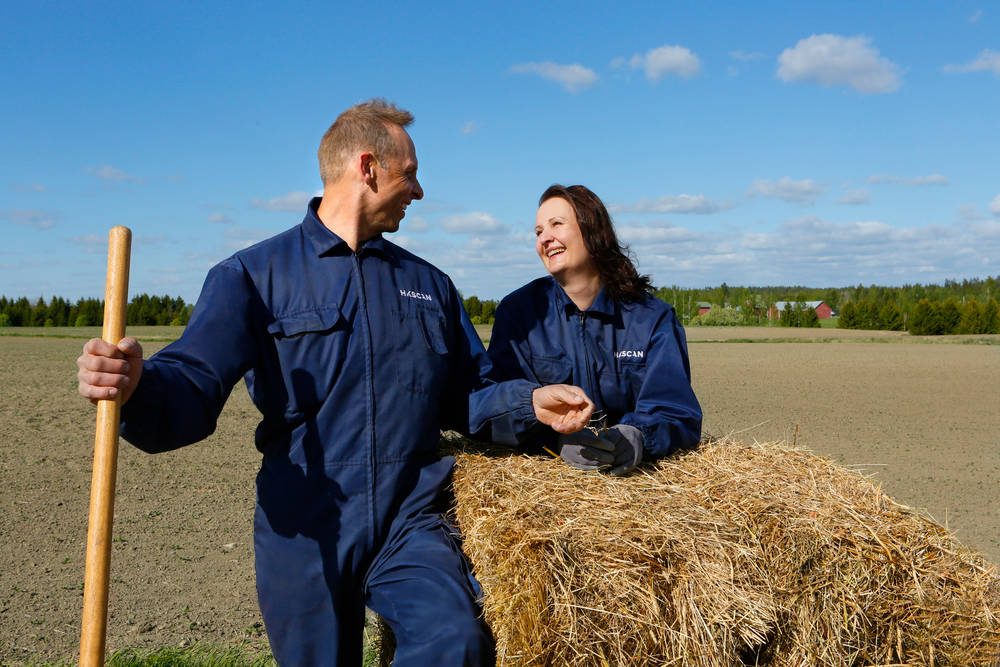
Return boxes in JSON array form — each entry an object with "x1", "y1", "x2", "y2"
[{"x1": 2, "y1": 275, "x2": 998, "y2": 335}]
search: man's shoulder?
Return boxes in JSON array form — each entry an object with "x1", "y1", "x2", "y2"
[{"x1": 383, "y1": 238, "x2": 451, "y2": 282}]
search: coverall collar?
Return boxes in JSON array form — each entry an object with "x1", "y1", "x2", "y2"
[
  {"x1": 303, "y1": 197, "x2": 391, "y2": 258},
  {"x1": 552, "y1": 277, "x2": 616, "y2": 320}
]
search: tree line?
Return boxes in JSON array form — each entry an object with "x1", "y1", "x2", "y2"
[
  {"x1": 654, "y1": 275, "x2": 999, "y2": 334},
  {"x1": 3, "y1": 275, "x2": 998, "y2": 335},
  {"x1": 0, "y1": 294, "x2": 193, "y2": 327}
]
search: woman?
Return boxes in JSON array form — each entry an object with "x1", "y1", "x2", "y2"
[{"x1": 488, "y1": 184, "x2": 702, "y2": 475}]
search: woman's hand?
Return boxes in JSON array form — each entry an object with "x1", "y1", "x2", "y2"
[{"x1": 531, "y1": 384, "x2": 594, "y2": 434}]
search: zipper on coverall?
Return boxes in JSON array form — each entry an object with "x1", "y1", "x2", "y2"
[{"x1": 353, "y1": 251, "x2": 378, "y2": 546}]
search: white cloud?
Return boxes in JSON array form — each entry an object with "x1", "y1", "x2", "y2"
[
  {"x1": 460, "y1": 121, "x2": 479, "y2": 135},
  {"x1": 86, "y1": 165, "x2": 144, "y2": 183},
  {"x1": 991, "y1": 194, "x2": 1000, "y2": 217},
  {"x1": 610, "y1": 194, "x2": 730, "y2": 215},
  {"x1": 730, "y1": 50, "x2": 765, "y2": 62},
  {"x1": 2, "y1": 209, "x2": 57, "y2": 229},
  {"x1": 208, "y1": 212, "x2": 235, "y2": 224},
  {"x1": 69, "y1": 234, "x2": 105, "y2": 254},
  {"x1": 250, "y1": 191, "x2": 315, "y2": 212},
  {"x1": 866, "y1": 173, "x2": 949, "y2": 186},
  {"x1": 970, "y1": 9, "x2": 983, "y2": 23},
  {"x1": 627, "y1": 45, "x2": 701, "y2": 80},
  {"x1": 777, "y1": 34, "x2": 901, "y2": 94},
  {"x1": 223, "y1": 226, "x2": 276, "y2": 251},
  {"x1": 942, "y1": 49, "x2": 1000, "y2": 75},
  {"x1": 11, "y1": 183, "x2": 46, "y2": 192},
  {"x1": 509, "y1": 62, "x2": 597, "y2": 93},
  {"x1": 748, "y1": 178, "x2": 825, "y2": 204},
  {"x1": 837, "y1": 188, "x2": 871, "y2": 205},
  {"x1": 441, "y1": 211, "x2": 508, "y2": 235},
  {"x1": 957, "y1": 204, "x2": 986, "y2": 221},
  {"x1": 910, "y1": 173, "x2": 949, "y2": 186},
  {"x1": 403, "y1": 215, "x2": 429, "y2": 233},
  {"x1": 617, "y1": 223, "x2": 700, "y2": 244}
]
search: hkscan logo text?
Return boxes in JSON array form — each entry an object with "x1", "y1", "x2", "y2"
[
  {"x1": 615, "y1": 350, "x2": 644, "y2": 359},
  {"x1": 400, "y1": 289, "x2": 433, "y2": 302}
]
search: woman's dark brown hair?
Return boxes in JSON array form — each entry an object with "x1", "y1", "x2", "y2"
[{"x1": 539, "y1": 184, "x2": 653, "y2": 303}]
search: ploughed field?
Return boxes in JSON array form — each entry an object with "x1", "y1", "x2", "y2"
[{"x1": 1, "y1": 327, "x2": 997, "y2": 663}]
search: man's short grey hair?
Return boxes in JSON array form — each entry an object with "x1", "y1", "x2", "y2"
[{"x1": 318, "y1": 99, "x2": 414, "y2": 185}]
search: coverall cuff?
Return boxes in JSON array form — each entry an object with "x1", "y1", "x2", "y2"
[
  {"x1": 618, "y1": 416, "x2": 659, "y2": 458},
  {"x1": 120, "y1": 362, "x2": 165, "y2": 451}
]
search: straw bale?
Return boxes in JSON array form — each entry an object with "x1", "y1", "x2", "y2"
[{"x1": 442, "y1": 435, "x2": 1000, "y2": 667}]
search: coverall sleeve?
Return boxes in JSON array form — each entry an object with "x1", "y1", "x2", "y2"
[
  {"x1": 478, "y1": 299, "x2": 552, "y2": 445},
  {"x1": 120, "y1": 259, "x2": 260, "y2": 452},
  {"x1": 618, "y1": 309, "x2": 702, "y2": 459},
  {"x1": 438, "y1": 285, "x2": 538, "y2": 443}
]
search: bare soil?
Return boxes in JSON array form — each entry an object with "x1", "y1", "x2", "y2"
[{"x1": 1, "y1": 328, "x2": 997, "y2": 664}]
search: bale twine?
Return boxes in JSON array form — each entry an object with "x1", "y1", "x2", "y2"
[{"x1": 445, "y1": 436, "x2": 1000, "y2": 667}]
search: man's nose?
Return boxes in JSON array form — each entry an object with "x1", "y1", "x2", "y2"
[{"x1": 412, "y1": 180, "x2": 423, "y2": 200}]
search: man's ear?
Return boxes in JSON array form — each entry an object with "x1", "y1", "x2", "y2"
[{"x1": 359, "y1": 152, "x2": 377, "y2": 188}]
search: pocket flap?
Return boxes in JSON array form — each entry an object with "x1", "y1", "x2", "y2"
[
  {"x1": 530, "y1": 354, "x2": 573, "y2": 384},
  {"x1": 267, "y1": 304, "x2": 343, "y2": 338}
]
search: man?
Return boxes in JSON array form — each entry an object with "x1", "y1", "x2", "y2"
[{"x1": 77, "y1": 99, "x2": 593, "y2": 665}]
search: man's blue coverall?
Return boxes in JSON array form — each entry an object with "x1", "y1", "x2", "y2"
[
  {"x1": 486, "y1": 277, "x2": 702, "y2": 458},
  {"x1": 119, "y1": 199, "x2": 538, "y2": 665}
]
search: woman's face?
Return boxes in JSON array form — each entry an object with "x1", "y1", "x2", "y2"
[{"x1": 535, "y1": 197, "x2": 594, "y2": 279}]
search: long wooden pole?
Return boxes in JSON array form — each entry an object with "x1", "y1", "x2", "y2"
[{"x1": 80, "y1": 226, "x2": 132, "y2": 666}]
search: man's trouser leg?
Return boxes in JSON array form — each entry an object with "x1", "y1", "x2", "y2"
[
  {"x1": 365, "y1": 520, "x2": 495, "y2": 666},
  {"x1": 253, "y1": 464, "x2": 365, "y2": 666}
]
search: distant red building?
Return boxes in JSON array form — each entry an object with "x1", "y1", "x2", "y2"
[{"x1": 767, "y1": 301, "x2": 833, "y2": 319}]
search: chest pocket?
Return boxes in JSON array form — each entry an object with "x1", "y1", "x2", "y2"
[
  {"x1": 529, "y1": 354, "x2": 573, "y2": 385},
  {"x1": 266, "y1": 304, "x2": 348, "y2": 415},
  {"x1": 393, "y1": 306, "x2": 449, "y2": 395},
  {"x1": 615, "y1": 350, "x2": 648, "y2": 404}
]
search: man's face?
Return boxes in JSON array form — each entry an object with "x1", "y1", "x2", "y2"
[{"x1": 371, "y1": 125, "x2": 423, "y2": 234}]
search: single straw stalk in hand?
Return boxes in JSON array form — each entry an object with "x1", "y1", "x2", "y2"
[{"x1": 80, "y1": 226, "x2": 131, "y2": 667}]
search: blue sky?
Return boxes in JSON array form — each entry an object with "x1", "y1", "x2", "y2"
[{"x1": 2, "y1": 1, "x2": 998, "y2": 303}]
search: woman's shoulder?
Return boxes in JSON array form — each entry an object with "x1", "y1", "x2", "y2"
[{"x1": 499, "y1": 277, "x2": 556, "y2": 309}]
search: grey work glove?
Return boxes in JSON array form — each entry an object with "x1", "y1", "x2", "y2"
[
  {"x1": 602, "y1": 424, "x2": 644, "y2": 476},
  {"x1": 557, "y1": 429, "x2": 615, "y2": 471}
]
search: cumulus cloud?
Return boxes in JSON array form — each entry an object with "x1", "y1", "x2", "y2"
[
  {"x1": 626, "y1": 45, "x2": 701, "y2": 80},
  {"x1": 777, "y1": 34, "x2": 902, "y2": 94},
  {"x1": 86, "y1": 165, "x2": 144, "y2": 183},
  {"x1": 970, "y1": 9, "x2": 983, "y2": 23},
  {"x1": 747, "y1": 178, "x2": 825, "y2": 204},
  {"x1": 441, "y1": 212, "x2": 508, "y2": 235},
  {"x1": 208, "y1": 212, "x2": 235, "y2": 224},
  {"x1": 866, "y1": 173, "x2": 949, "y2": 186},
  {"x1": 460, "y1": 121, "x2": 479, "y2": 135},
  {"x1": 2, "y1": 209, "x2": 57, "y2": 229},
  {"x1": 250, "y1": 191, "x2": 315, "y2": 212},
  {"x1": 610, "y1": 194, "x2": 730, "y2": 215},
  {"x1": 837, "y1": 188, "x2": 871, "y2": 205},
  {"x1": 509, "y1": 62, "x2": 597, "y2": 92},
  {"x1": 942, "y1": 49, "x2": 1000, "y2": 75},
  {"x1": 991, "y1": 194, "x2": 1000, "y2": 217}
]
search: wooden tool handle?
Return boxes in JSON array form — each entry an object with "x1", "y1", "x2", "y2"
[{"x1": 80, "y1": 226, "x2": 132, "y2": 666}]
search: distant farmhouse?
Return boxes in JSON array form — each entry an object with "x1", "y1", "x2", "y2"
[{"x1": 767, "y1": 301, "x2": 833, "y2": 320}]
